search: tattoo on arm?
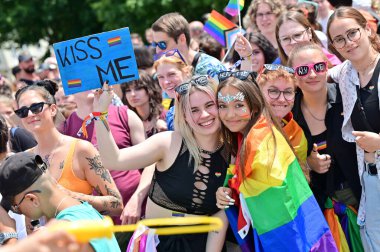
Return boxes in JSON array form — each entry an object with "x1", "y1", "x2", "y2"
[
  {"x1": 94, "y1": 185, "x2": 103, "y2": 196},
  {"x1": 105, "y1": 184, "x2": 122, "y2": 209},
  {"x1": 86, "y1": 155, "x2": 112, "y2": 183}
]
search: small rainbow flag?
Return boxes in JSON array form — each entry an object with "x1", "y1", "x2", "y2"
[
  {"x1": 107, "y1": 36, "x2": 121, "y2": 47},
  {"x1": 204, "y1": 10, "x2": 239, "y2": 48},
  {"x1": 317, "y1": 140, "x2": 327, "y2": 151},
  {"x1": 67, "y1": 79, "x2": 81, "y2": 88},
  {"x1": 224, "y1": 0, "x2": 244, "y2": 17}
]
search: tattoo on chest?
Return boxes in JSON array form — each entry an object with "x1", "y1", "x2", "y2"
[
  {"x1": 43, "y1": 154, "x2": 50, "y2": 167},
  {"x1": 85, "y1": 155, "x2": 112, "y2": 183},
  {"x1": 59, "y1": 161, "x2": 64, "y2": 170}
]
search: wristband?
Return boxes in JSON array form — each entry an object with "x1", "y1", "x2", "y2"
[
  {"x1": 78, "y1": 111, "x2": 109, "y2": 138},
  {"x1": 241, "y1": 51, "x2": 253, "y2": 61}
]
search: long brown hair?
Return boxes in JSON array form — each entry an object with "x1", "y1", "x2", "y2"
[
  {"x1": 327, "y1": 6, "x2": 380, "y2": 53},
  {"x1": 276, "y1": 11, "x2": 322, "y2": 64}
]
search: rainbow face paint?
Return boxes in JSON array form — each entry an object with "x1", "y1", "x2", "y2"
[{"x1": 218, "y1": 92, "x2": 245, "y2": 103}]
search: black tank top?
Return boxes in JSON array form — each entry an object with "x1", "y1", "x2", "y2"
[{"x1": 148, "y1": 140, "x2": 228, "y2": 215}]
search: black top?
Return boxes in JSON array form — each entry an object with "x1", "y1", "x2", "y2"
[
  {"x1": 10, "y1": 127, "x2": 37, "y2": 152},
  {"x1": 149, "y1": 139, "x2": 228, "y2": 216},
  {"x1": 351, "y1": 59, "x2": 380, "y2": 133},
  {"x1": 292, "y1": 83, "x2": 361, "y2": 208}
]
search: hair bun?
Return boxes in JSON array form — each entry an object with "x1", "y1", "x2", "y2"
[{"x1": 34, "y1": 79, "x2": 59, "y2": 96}]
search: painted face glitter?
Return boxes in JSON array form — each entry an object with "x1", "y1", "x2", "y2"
[{"x1": 218, "y1": 92, "x2": 245, "y2": 104}]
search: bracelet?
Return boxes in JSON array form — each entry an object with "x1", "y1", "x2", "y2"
[
  {"x1": 241, "y1": 51, "x2": 253, "y2": 61},
  {"x1": 78, "y1": 111, "x2": 109, "y2": 138}
]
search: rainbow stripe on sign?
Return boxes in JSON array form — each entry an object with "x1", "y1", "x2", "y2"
[
  {"x1": 108, "y1": 36, "x2": 121, "y2": 47},
  {"x1": 67, "y1": 79, "x2": 81, "y2": 88}
]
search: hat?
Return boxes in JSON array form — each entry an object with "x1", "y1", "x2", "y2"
[
  {"x1": 18, "y1": 51, "x2": 33, "y2": 63},
  {"x1": 0, "y1": 153, "x2": 47, "y2": 211},
  {"x1": 38, "y1": 63, "x2": 58, "y2": 72}
]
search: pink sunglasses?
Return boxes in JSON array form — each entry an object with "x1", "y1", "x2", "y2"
[{"x1": 294, "y1": 61, "x2": 328, "y2": 78}]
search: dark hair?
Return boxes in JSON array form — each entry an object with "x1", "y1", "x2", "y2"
[
  {"x1": 15, "y1": 79, "x2": 59, "y2": 105},
  {"x1": 0, "y1": 114, "x2": 8, "y2": 153},
  {"x1": 233, "y1": 32, "x2": 278, "y2": 64},
  {"x1": 152, "y1": 12, "x2": 191, "y2": 47},
  {"x1": 198, "y1": 33, "x2": 223, "y2": 60},
  {"x1": 327, "y1": 6, "x2": 380, "y2": 53},
  {"x1": 121, "y1": 70, "x2": 163, "y2": 122},
  {"x1": 276, "y1": 11, "x2": 322, "y2": 64},
  {"x1": 0, "y1": 84, "x2": 12, "y2": 99},
  {"x1": 134, "y1": 46, "x2": 154, "y2": 70},
  {"x1": 217, "y1": 76, "x2": 284, "y2": 179}
]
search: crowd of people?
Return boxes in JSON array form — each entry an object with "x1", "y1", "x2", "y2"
[{"x1": 0, "y1": 0, "x2": 380, "y2": 251}]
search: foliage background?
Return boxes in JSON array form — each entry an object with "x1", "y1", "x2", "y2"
[{"x1": 0, "y1": 0, "x2": 231, "y2": 45}]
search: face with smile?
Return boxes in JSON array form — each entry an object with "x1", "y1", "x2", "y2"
[
  {"x1": 328, "y1": 18, "x2": 372, "y2": 63},
  {"x1": 278, "y1": 20, "x2": 311, "y2": 57},
  {"x1": 186, "y1": 90, "x2": 220, "y2": 136},
  {"x1": 218, "y1": 86, "x2": 251, "y2": 133},
  {"x1": 124, "y1": 84, "x2": 149, "y2": 108},
  {"x1": 255, "y1": 3, "x2": 277, "y2": 36},
  {"x1": 261, "y1": 78, "x2": 295, "y2": 119},
  {"x1": 290, "y1": 49, "x2": 327, "y2": 94},
  {"x1": 17, "y1": 90, "x2": 55, "y2": 133},
  {"x1": 156, "y1": 63, "x2": 186, "y2": 98},
  {"x1": 250, "y1": 43, "x2": 266, "y2": 72}
]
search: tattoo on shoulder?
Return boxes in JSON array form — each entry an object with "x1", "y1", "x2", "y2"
[
  {"x1": 59, "y1": 161, "x2": 64, "y2": 170},
  {"x1": 86, "y1": 155, "x2": 112, "y2": 183}
]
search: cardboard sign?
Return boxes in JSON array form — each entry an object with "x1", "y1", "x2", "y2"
[{"x1": 53, "y1": 27, "x2": 139, "y2": 95}]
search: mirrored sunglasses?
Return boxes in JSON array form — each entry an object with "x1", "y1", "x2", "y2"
[
  {"x1": 151, "y1": 41, "x2": 167, "y2": 50},
  {"x1": 294, "y1": 61, "x2": 327, "y2": 78},
  {"x1": 175, "y1": 75, "x2": 209, "y2": 96},
  {"x1": 14, "y1": 102, "x2": 51, "y2": 118},
  {"x1": 153, "y1": 48, "x2": 186, "y2": 64},
  {"x1": 218, "y1": 71, "x2": 256, "y2": 82}
]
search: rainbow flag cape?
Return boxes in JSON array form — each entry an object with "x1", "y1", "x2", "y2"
[
  {"x1": 324, "y1": 198, "x2": 364, "y2": 252},
  {"x1": 282, "y1": 112, "x2": 308, "y2": 163},
  {"x1": 224, "y1": 116, "x2": 337, "y2": 251},
  {"x1": 224, "y1": 0, "x2": 244, "y2": 17},
  {"x1": 204, "y1": 10, "x2": 241, "y2": 48}
]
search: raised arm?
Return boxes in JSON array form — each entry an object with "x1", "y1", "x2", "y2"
[{"x1": 234, "y1": 33, "x2": 253, "y2": 71}]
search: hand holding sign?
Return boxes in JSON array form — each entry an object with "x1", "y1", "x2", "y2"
[{"x1": 53, "y1": 27, "x2": 139, "y2": 95}]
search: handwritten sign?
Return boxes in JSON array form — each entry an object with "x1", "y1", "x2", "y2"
[{"x1": 53, "y1": 27, "x2": 139, "y2": 95}]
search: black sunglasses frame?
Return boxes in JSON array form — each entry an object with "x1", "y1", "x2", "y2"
[
  {"x1": 218, "y1": 71, "x2": 257, "y2": 82},
  {"x1": 14, "y1": 102, "x2": 51, "y2": 118}
]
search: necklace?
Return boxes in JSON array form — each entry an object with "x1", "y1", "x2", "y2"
[
  {"x1": 198, "y1": 142, "x2": 223, "y2": 154},
  {"x1": 358, "y1": 53, "x2": 380, "y2": 74},
  {"x1": 302, "y1": 101, "x2": 326, "y2": 122},
  {"x1": 54, "y1": 196, "x2": 70, "y2": 217},
  {"x1": 37, "y1": 135, "x2": 64, "y2": 167}
]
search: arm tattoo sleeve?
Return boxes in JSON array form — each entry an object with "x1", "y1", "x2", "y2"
[{"x1": 85, "y1": 155, "x2": 112, "y2": 183}]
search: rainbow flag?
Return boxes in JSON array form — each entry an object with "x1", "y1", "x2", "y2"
[
  {"x1": 317, "y1": 140, "x2": 327, "y2": 151},
  {"x1": 107, "y1": 36, "x2": 121, "y2": 47},
  {"x1": 204, "y1": 10, "x2": 239, "y2": 48},
  {"x1": 224, "y1": 116, "x2": 337, "y2": 252},
  {"x1": 224, "y1": 0, "x2": 244, "y2": 17},
  {"x1": 67, "y1": 79, "x2": 81, "y2": 88},
  {"x1": 282, "y1": 112, "x2": 308, "y2": 163}
]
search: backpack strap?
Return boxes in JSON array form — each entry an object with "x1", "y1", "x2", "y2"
[{"x1": 191, "y1": 52, "x2": 202, "y2": 69}]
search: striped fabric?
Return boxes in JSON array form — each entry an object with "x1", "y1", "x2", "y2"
[
  {"x1": 282, "y1": 112, "x2": 308, "y2": 163},
  {"x1": 224, "y1": 116, "x2": 337, "y2": 251}
]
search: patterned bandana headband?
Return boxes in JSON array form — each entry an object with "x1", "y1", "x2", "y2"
[{"x1": 218, "y1": 92, "x2": 245, "y2": 103}]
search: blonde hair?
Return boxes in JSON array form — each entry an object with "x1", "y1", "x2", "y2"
[
  {"x1": 153, "y1": 55, "x2": 192, "y2": 77},
  {"x1": 174, "y1": 78, "x2": 220, "y2": 171}
]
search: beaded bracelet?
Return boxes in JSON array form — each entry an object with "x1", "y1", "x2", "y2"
[
  {"x1": 241, "y1": 51, "x2": 253, "y2": 61},
  {"x1": 78, "y1": 111, "x2": 109, "y2": 138}
]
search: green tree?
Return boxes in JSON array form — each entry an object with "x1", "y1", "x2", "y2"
[{"x1": 0, "y1": 0, "x2": 227, "y2": 45}]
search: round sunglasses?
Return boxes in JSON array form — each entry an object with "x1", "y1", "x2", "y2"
[
  {"x1": 14, "y1": 102, "x2": 51, "y2": 118},
  {"x1": 294, "y1": 62, "x2": 327, "y2": 78}
]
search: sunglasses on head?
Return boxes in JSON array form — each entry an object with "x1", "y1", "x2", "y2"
[
  {"x1": 151, "y1": 41, "x2": 167, "y2": 50},
  {"x1": 217, "y1": 71, "x2": 256, "y2": 82},
  {"x1": 261, "y1": 64, "x2": 295, "y2": 74},
  {"x1": 294, "y1": 62, "x2": 327, "y2": 78},
  {"x1": 14, "y1": 102, "x2": 51, "y2": 118},
  {"x1": 153, "y1": 49, "x2": 187, "y2": 64},
  {"x1": 175, "y1": 75, "x2": 209, "y2": 96}
]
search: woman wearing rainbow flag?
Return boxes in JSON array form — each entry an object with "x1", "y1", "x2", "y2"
[{"x1": 215, "y1": 70, "x2": 337, "y2": 251}]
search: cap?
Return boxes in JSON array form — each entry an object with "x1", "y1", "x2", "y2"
[
  {"x1": 0, "y1": 153, "x2": 47, "y2": 211},
  {"x1": 18, "y1": 51, "x2": 33, "y2": 63}
]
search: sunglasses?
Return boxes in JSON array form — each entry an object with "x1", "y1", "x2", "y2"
[
  {"x1": 294, "y1": 62, "x2": 327, "y2": 78},
  {"x1": 218, "y1": 71, "x2": 256, "y2": 82},
  {"x1": 175, "y1": 75, "x2": 209, "y2": 96},
  {"x1": 151, "y1": 41, "x2": 167, "y2": 50},
  {"x1": 262, "y1": 64, "x2": 295, "y2": 74},
  {"x1": 153, "y1": 49, "x2": 186, "y2": 64},
  {"x1": 14, "y1": 102, "x2": 51, "y2": 118}
]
